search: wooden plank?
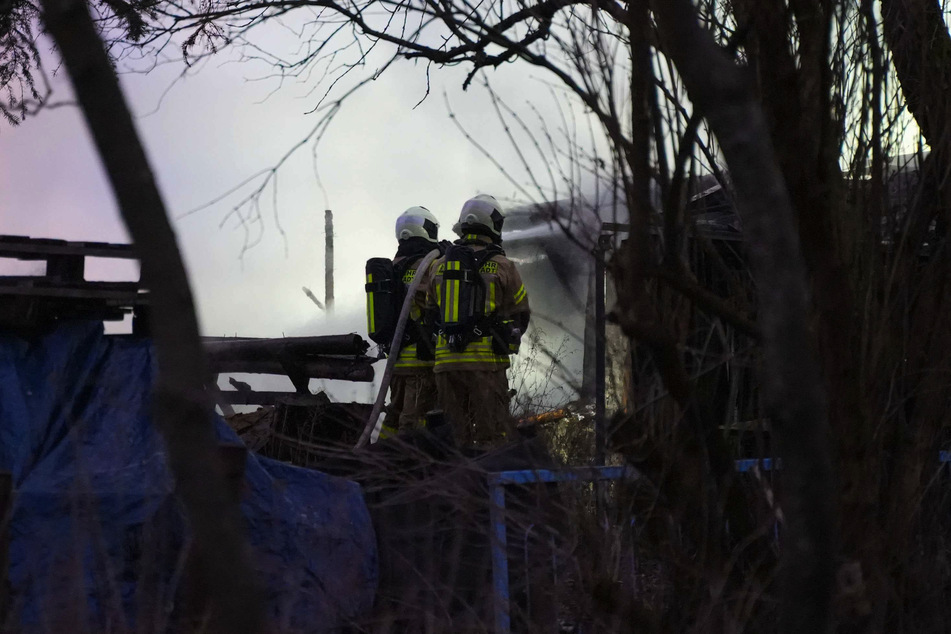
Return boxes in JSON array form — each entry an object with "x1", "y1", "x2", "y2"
[
  {"x1": 46, "y1": 254, "x2": 85, "y2": 282},
  {"x1": 0, "y1": 236, "x2": 143, "y2": 328},
  {"x1": 216, "y1": 391, "x2": 337, "y2": 406},
  {"x1": 0, "y1": 283, "x2": 147, "y2": 302},
  {"x1": 0, "y1": 235, "x2": 138, "y2": 259},
  {"x1": 0, "y1": 300, "x2": 132, "y2": 329},
  {"x1": 0, "y1": 278, "x2": 142, "y2": 291},
  {"x1": 203, "y1": 334, "x2": 370, "y2": 359},
  {"x1": 208, "y1": 357, "x2": 376, "y2": 382}
]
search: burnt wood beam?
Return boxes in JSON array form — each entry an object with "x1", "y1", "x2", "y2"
[
  {"x1": 202, "y1": 334, "x2": 370, "y2": 359},
  {"x1": 216, "y1": 391, "x2": 336, "y2": 406},
  {"x1": 208, "y1": 357, "x2": 376, "y2": 383},
  {"x1": 0, "y1": 235, "x2": 138, "y2": 259}
]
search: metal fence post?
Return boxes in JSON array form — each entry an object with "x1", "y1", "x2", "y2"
[
  {"x1": 489, "y1": 478, "x2": 510, "y2": 634},
  {"x1": 595, "y1": 234, "x2": 608, "y2": 466}
]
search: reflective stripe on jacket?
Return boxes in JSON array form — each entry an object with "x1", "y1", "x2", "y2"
[
  {"x1": 393, "y1": 255, "x2": 435, "y2": 374},
  {"x1": 427, "y1": 235, "x2": 530, "y2": 373}
]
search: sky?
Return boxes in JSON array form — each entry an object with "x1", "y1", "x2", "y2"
[{"x1": 0, "y1": 26, "x2": 553, "y2": 341}]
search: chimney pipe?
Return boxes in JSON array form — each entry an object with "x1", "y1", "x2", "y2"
[{"x1": 324, "y1": 209, "x2": 334, "y2": 313}]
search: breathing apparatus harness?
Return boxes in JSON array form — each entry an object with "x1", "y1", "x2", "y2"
[
  {"x1": 365, "y1": 237, "x2": 443, "y2": 357},
  {"x1": 436, "y1": 233, "x2": 522, "y2": 355}
]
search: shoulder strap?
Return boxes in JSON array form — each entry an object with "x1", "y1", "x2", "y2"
[
  {"x1": 442, "y1": 245, "x2": 477, "y2": 282},
  {"x1": 393, "y1": 255, "x2": 420, "y2": 281},
  {"x1": 473, "y1": 244, "x2": 503, "y2": 269}
]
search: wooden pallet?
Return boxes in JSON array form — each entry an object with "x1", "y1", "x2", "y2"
[{"x1": 0, "y1": 234, "x2": 148, "y2": 331}]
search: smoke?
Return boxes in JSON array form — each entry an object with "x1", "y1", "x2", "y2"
[{"x1": 0, "y1": 259, "x2": 46, "y2": 276}]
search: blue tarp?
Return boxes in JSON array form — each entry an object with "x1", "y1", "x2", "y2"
[{"x1": 0, "y1": 321, "x2": 377, "y2": 632}]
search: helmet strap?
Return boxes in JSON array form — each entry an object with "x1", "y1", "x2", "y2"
[{"x1": 459, "y1": 224, "x2": 501, "y2": 244}]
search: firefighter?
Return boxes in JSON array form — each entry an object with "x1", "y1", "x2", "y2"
[
  {"x1": 427, "y1": 194, "x2": 531, "y2": 447},
  {"x1": 375, "y1": 206, "x2": 441, "y2": 436}
]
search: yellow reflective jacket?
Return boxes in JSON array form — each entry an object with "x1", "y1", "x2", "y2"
[
  {"x1": 426, "y1": 235, "x2": 531, "y2": 373},
  {"x1": 391, "y1": 253, "x2": 435, "y2": 375}
]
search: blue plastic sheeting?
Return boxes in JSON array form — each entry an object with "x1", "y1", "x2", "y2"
[{"x1": 0, "y1": 321, "x2": 377, "y2": 632}]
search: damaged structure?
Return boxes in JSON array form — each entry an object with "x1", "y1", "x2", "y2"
[{"x1": 0, "y1": 235, "x2": 377, "y2": 632}]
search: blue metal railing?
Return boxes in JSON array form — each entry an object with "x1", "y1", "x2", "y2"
[
  {"x1": 486, "y1": 458, "x2": 783, "y2": 633},
  {"x1": 734, "y1": 457, "x2": 778, "y2": 472},
  {"x1": 488, "y1": 453, "x2": 951, "y2": 632},
  {"x1": 487, "y1": 465, "x2": 637, "y2": 487},
  {"x1": 487, "y1": 465, "x2": 640, "y2": 634}
]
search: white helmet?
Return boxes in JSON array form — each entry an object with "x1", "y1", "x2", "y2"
[
  {"x1": 454, "y1": 194, "x2": 505, "y2": 237},
  {"x1": 395, "y1": 206, "x2": 439, "y2": 242}
]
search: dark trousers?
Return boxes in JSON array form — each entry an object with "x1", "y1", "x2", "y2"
[
  {"x1": 385, "y1": 372, "x2": 437, "y2": 432},
  {"x1": 434, "y1": 370, "x2": 515, "y2": 447}
]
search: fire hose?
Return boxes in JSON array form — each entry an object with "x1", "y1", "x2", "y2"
[{"x1": 355, "y1": 248, "x2": 441, "y2": 449}]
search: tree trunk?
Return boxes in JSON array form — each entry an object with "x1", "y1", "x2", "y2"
[
  {"x1": 881, "y1": 1, "x2": 951, "y2": 626},
  {"x1": 652, "y1": 1, "x2": 836, "y2": 632},
  {"x1": 39, "y1": 1, "x2": 265, "y2": 632},
  {"x1": 734, "y1": 1, "x2": 881, "y2": 625}
]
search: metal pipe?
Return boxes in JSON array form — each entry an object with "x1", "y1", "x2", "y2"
[
  {"x1": 325, "y1": 209, "x2": 334, "y2": 313},
  {"x1": 490, "y1": 483, "x2": 511, "y2": 634},
  {"x1": 595, "y1": 235, "x2": 608, "y2": 465}
]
